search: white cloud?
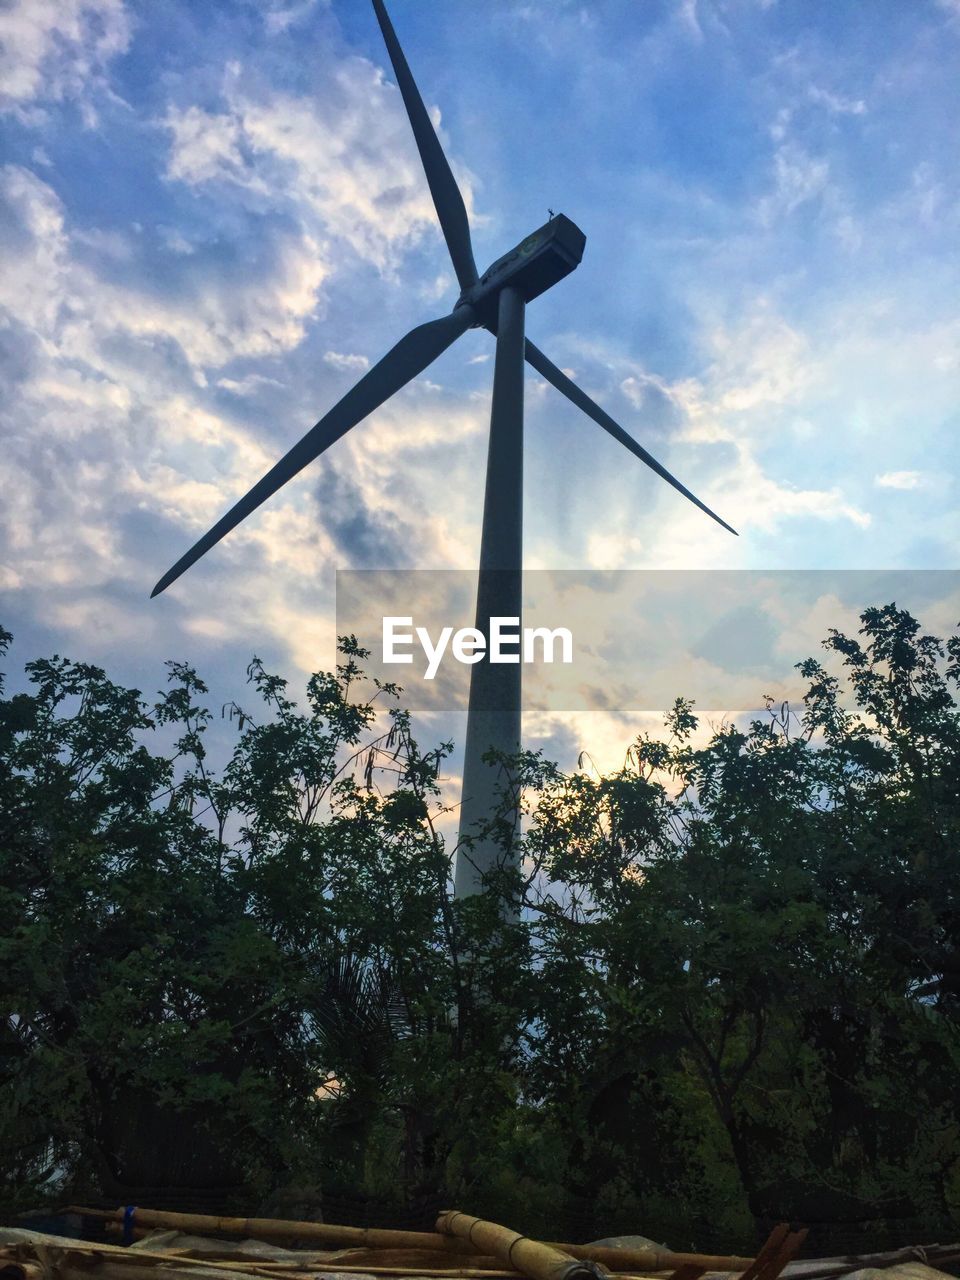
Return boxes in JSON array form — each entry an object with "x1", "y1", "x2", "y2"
[
  {"x1": 808, "y1": 85, "x2": 867, "y2": 116},
  {"x1": 758, "y1": 143, "x2": 830, "y2": 223},
  {"x1": 874, "y1": 470, "x2": 925, "y2": 490},
  {"x1": 216, "y1": 373, "x2": 284, "y2": 396},
  {"x1": 164, "y1": 105, "x2": 252, "y2": 190},
  {"x1": 908, "y1": 162, "x2": 947, "y2": 228},
  {"x1": 72, "y1": 226, "x2": 136, "y2": 261},
  {"x1": 163, "y1": 57, "x2": 481, "y2": 274},
  {"x1": 678, "y1": 308, "x2": 817, "y2": 424},
  {"x1": 676, "y1": 0, "x2": 703, "y2": 41},
  {"x1": 0, "y1": 19, "x2": 490, "y2": 683},
  {"x1": 0, "y1": 163, "x2": 330, "y2": 372},
  {"x1": 585, "y1": 531, "x2": 646, "y2": 569},
  {"x1": 0, "y1": 0, "x2": 130, "y2": 115},
  {"x1": 546, "y1": 306, "x2": 870, "y2": 563},
  {"x1": 108, "y1": 233, "x2": 329, "y2": 368},
  {"x1": 0, "y1": 162, "x2": 331, "y2": 613},
  {"x1": 261, "y1": 0, "x2": 322, "y2": 36},
  {"x1": 620, "y1": 370, "x2": 676, "y2": 410},
  {"x1": 0, "y1": 165, "x2": 71, "y2": 335},
  {"x1": 0, "y1": 161, "x2": 488, "y2": 667},
  {"x1": 832, "y1": 213, "x2": 863, "y2": 252},
  {"x1": 769, "y1": 107, "x2": 792, "y2": 143},
  {"x1": 158, "y1": 227, "x2": 195, "y2": 255},
  {"x1": 673, "y1": 314, "x2": 872, "y2": 535},
  {"x1": 323, "y1": 350, "x2": 369, "y2": 372},
  {"x1": 420, "y1": 272, "x2": 454, "y2": 302}
]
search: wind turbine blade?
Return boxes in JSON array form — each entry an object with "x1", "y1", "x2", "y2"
[
  {"x1": 152, "y1": 306, "x2": 476, "y2": 598},
  {"x1": 525, "y1": 339, "x2": 738, "y2": 536},
  {"x1": 371, "y1": 0, "x2": 479, "y2": 291}
]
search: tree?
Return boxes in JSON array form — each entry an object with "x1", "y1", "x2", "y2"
[
  {"x1": 518, "y1": 604, "x2": 960, "y2": 1238},
  {"x1": 2, "y1": 606, "x2": 959, "y2": 1245}
]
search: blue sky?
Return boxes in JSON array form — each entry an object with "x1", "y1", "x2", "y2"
[{"x1": 1, "y1": 0, "x2": 958, "y2": 775}]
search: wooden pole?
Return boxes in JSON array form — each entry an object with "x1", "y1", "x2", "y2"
[
  {"x1": 98, "y1": 1229, "x2": 507, "y2": 1273},
  {"x1": 73, "y1": 1207, "x2": 760, "y2": 1275},
  {"x1": 435, "y1": 1214, "x2": 756, "y2": 1277},
  {"x1": 435, "y1": 1211, "x2": 607, "y2": 1280},
  {"x1": 1, "y1": 1245, "x2": 658, "y2": 1280},
  {"x1": 69, "y1": 1211, "x2": 476, "y2": 1255}
]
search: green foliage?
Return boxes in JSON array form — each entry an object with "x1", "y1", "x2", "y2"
[
  {"x1": 0, "y1": 636, "x2": 455, "y2": 1210},
  {"x1": 2, "y1": 608, "x2": 959, "y2": 1243}
]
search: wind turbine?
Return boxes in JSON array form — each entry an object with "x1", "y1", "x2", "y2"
[{"x1": 151, "y1": 0, "x2": 737, "y2": 900}]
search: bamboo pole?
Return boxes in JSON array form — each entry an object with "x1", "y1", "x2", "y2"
[
  {"x1": 98, "y1": 1231, "x2": 509, "y2": 1274},
  {"x1": 754, "y1": 1229, "x2": 807, "y2": 1280},
  {"x1": 2, "y1": 1245, "x2": 657, "y2": 1280},
  {"x1": 175, "y1": 1269, "x2": 657, "y2": 1280},
  {"x1": 73, "y1": 1209, "x2": 757, "y2": 1276},
  {"x1": 69, "y1": 1212, "x2": 477, "y2": 1256},
  {"x1": 13, "y1": 1242, "x2": 960, "y2": 1280},
  {"x1": 434, "y1": 1211, "x2": 607, "y2": 1280},
  {"x1": 0, "y1": 1243, "x2": 261, "y2": 1280},
  {"x1": 100, "y1": 1233, "x2": 511, "y2": 1275},
  {"x1": 2, "y1": 1240, "x2": 295, "y2": 1280},
  {"x1": 274, "y1": 1271, "x2": 658, "y2": 1280},
  {"x1": 733, "y1": 1226, "x2": 789, "y2": 1280},
  {"x1": 48, "y1": 1262, "x2": 253, "y2": 1280},
  {"x1": 665, "y1": 1266, "x2": 704, "y2": 1280},
  {"x1": 34, "y1": 1222, "x2": 960, "y2": 1280},
  {"x1": 436, "y1": 1215, "x2": 756, "y2": 1278}
]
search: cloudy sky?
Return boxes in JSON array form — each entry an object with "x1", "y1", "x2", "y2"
[{"x1": 1, "y1": 0, "x2": 958, "y2": 777}]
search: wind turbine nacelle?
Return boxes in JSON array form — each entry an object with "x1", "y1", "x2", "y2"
[{"x1": 460, "y1": 213, "x2": 586, "y2": 326}]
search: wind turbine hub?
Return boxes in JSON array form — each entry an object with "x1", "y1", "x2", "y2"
[{"x1": 456, "y1": 212, "x2": 586, "y2": 328}]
